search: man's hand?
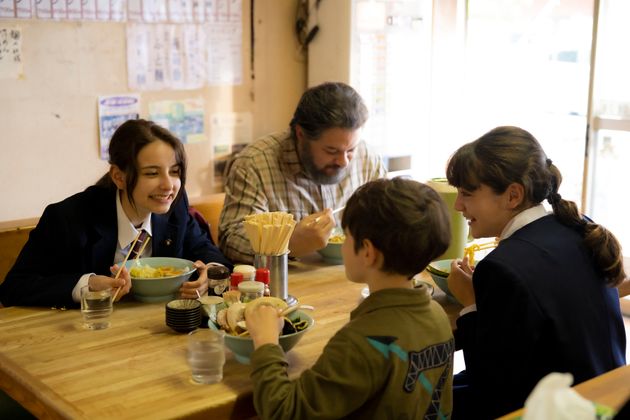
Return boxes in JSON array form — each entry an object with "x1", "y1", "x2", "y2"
[{"x1": 288, "y1": 209, "x2": 335, "y2": 257}]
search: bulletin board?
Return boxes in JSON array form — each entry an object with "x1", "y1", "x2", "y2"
[{"x1": 0, "y1": 1, "x2": 306, "y2": 224}]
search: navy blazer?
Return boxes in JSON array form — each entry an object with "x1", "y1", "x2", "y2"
[
  {"x1": 455, "y1": 215, "x2": 626, "y2": 419},
  {"x1": 0, "y1": 186, "x2": 232, "y2": 308}
]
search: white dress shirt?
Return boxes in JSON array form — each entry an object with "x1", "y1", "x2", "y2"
[{"x1": 71, "y1": 191, "x2": 153, "y2": 302}]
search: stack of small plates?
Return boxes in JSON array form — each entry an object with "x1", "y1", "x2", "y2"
[{"x1": 165, "y1": 299, "x2": 202, "y2": 333}]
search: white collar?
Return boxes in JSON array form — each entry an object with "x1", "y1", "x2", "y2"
[
  {"x1": 499, "y1": 204, "x2": 549, "y2": 240},
  {"x1": 116, "y1": 191, "x2": 152, "y2": 249}
]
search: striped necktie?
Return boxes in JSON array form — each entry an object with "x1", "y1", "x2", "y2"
[{"x1": 129, "y1": 229, "x2": 149, "y2": 260}]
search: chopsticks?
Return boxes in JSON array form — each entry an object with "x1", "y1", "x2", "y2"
[
  {"x1": 111, "y1": 232, "x2": 151, "y2": 302},
  {"x1": 314, "y1": 206, "x2": 345, "y2": 224},
  {"x1": 243, "y1": 212, "x2": 296, "y2": 255},
  {"x1": 279, "y1": 304, "x2": 314, "y2": 317}
]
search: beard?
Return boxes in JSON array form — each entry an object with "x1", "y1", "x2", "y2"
[{"x1": 298, "y1": 139, "x2": 347, "y2": 185}]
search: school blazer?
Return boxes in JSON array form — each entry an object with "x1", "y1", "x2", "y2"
[
  {"x1": 0, "y1": 186, "x2": 232, "y2": 308},
  {"x1": 455, "y1": 215, "x2": 626, "y2": 419}
]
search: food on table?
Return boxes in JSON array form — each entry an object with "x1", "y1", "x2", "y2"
[
  {"x1": 222, "y1": 290, "x2": 242, "y2": 306},
  {"x1": 215, "y1": 296, "x2": 308, "y2": 336},
  {"x1": 328, "y1": 233, "x2": 346, "y2": 244},
  {"x1": 129, "y1": 265, "x2": 187, "y2": 278}
]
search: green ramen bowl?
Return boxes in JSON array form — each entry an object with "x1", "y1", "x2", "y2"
[
  {"x1": 209, "y1": 309, "x2": 315, "y2": 364},
  {"x1": 426, "y1": 259, "x2": 457, "y2": 302},
  {"x1": 317, "y1": 242, "x2": 343, "y2": 264},
  {"x1": 125, "y1": 257, "x2": 196, "y2": 303}
]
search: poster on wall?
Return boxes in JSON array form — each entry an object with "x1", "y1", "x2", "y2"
[
  {"x1": 210, "y1": 112, "x2": 252, "y2": 182},
  {"x1": 148, "y1": 98, "x2": 206, "y2": 144},
  {"x1": 0, "y1": 26, "x2": 23, "y2": 79},
  {"x1": 98, "y1": 94, "x2": 141, "y2": 160}
]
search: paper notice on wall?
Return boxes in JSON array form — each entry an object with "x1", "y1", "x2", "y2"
[
  {"x1": 81, "y1": 0, "x2": 96, "y2": 20},
  {"x1": 210, "y1": 112, "x2": 252, "y2": 181},
  {"x1": 182, "y1": 24, "x2": 205, "y2": 89},
  {"x1": 35, "y1": 0, "x2": 52, "y2": 19},
  {"x1": 51, "y1": 0, "x2": 67, "y2": 20},
  {"x1": 0, "y1": 27, "x2": 23, "y2": 79},
  {"x1": 148, "y1": 98, "x2": 206, "y2": 144},
  {"x1": 15, "y1": 0, "x2": 33, "y2": 19},
  {"x1": 66, "y1": 0, "x2": 82, "y2": 20},
  {"x1": 0, "y1": 0, "x2": 16, "y2": 18},
  {"x1": 97, "y1": 95, "x2": 140, "y2": 160},
  {"x1": 168, "y1": 0, "x2": 194, "y2": 23},
  {"x1": 110, "y1": 0, "x2": 126, "y2": 21},
  {"x1": 206, "y1": 21, "x2": 242, "y2": 85}
]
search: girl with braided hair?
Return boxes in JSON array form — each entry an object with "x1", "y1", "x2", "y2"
[{"x1": 445, "y1": 126, "x2": 626, "y2": 419}]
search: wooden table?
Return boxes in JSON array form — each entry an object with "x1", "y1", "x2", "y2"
[
  {"x1": 498, "y1": 364, "x2": 630, "y2": 419},
  {"x1": 0, "y1": 256, "x2": 459, "y2": 419}
]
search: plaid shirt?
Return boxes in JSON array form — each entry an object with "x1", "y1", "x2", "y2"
[{"x1": 218, "y1": 130, "x2": 386, "y2": 263}]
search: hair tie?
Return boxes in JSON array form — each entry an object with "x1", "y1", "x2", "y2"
[{"x1": 546, "y1": 158, "x2": 553, "y2": 168}]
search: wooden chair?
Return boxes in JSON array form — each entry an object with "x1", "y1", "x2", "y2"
[
  {"x1": 189, "y1": 193, "x2": 226, "y2": 246},
  {"x1": 0, "y1": 221, "x2": 36, "y2": 285}
]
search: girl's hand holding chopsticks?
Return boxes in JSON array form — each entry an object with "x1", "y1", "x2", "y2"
[{"x1": 88, "y1": 265, "x2": 131, "y2": 302}]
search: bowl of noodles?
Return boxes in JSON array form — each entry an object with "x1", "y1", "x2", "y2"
[
  {"x1": 317, "y1": 230, "x2": 345, "y2": 265},
  {"x1": 207, "y1": 297, "x2": 315, "y2": 364},
  {"x1": 125, "y1": 257, "x2": 196, "y2": 302}
]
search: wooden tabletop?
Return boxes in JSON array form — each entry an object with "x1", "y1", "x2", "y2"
[
  {"x1": 0, "y1": 255, "x2": 459, "y2": 419},
  {"x1": 498, "y1": 364, "x2": 630, "y2": 419}
]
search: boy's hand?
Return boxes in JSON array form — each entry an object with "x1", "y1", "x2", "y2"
[
  {"x1": 246, "y1": 305, "x2": 284, "y2": 349},
  {"x1": 447, "y1": 257, "x2": 476, "y2": 307}
]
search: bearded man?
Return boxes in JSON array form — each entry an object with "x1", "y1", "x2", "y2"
[{"x1": 218, "y1": 82, "x2": 386, "y2": 263}]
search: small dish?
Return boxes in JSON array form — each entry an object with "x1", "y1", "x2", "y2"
[{"x1": 165, "y1": 299, "x2": 202, "y2": 333}]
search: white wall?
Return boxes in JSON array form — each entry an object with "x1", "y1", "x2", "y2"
[{"x1": 0, "y1": 0, "x2": 305, "y2": 224}]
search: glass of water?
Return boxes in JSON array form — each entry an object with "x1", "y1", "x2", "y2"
[
  {"x1": 80, "y1": 286, "x2": 113, "y2": 330},
  {"x1": 187, "y1": 329, "x2": 225, "y2": 384}
]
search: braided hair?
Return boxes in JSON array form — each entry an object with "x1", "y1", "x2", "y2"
[{"x1": 446, "y1": 126, "x2": 625, "y2": 286}]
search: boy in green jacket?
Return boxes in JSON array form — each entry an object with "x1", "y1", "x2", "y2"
[{"x1": 247, "y1": 177, "x2": 455, "y2": 419}]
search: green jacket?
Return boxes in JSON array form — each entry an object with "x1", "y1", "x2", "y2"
[{"x1": 250, "y1": 286, "x2": 455, "y2": 419}]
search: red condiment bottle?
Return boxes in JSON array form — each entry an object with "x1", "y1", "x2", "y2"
[
  {"x1": 230, "y1": 272, "x2": 243, "y2": 291},
  {"x1": 255, "y1": 268, "x2": 271, "y2": 297}
]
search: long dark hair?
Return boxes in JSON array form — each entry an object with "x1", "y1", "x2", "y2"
[
  {"x1": 446, "y1": 126, "x2": 625, "y2": 286},
  {"x1": 95, "y1": 119, "x2": 187, "y2": 208}
]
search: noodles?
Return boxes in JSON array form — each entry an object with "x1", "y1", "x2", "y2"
[
  {"x1": 130, "y1": 265, "x2": 187, "y2": 278},
  {"x1": 328, "y1": 233, "x2": 345, "y2": 244}
]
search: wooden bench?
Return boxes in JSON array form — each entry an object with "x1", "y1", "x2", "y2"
[
  {"x1": 189, "y1": 192, "x2": 225, "y2": 246},
  {"x1": 0, "y1": 218, "x2": 37, "y2": 285}
]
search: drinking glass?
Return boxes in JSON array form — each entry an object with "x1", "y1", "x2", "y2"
[
  {"x1": 187, "y1": 329, "x2": 225, "y2": 384},
  {"x1": 80, "y1": 286, "x2": 113, "y2": 330}
]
